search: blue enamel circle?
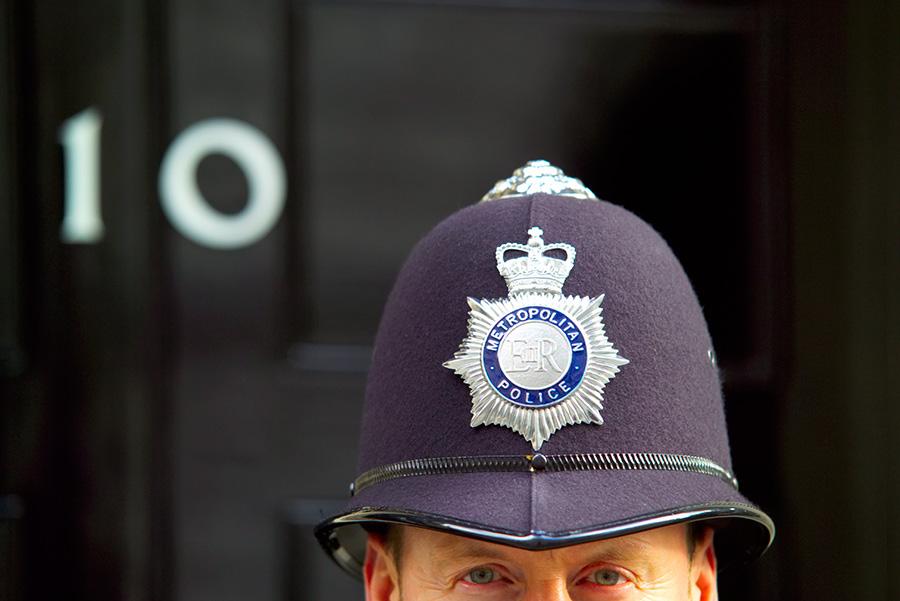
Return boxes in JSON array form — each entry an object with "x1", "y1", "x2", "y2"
[{"x1": 481, "y1": 305, "x2": 587, "y2": 407}]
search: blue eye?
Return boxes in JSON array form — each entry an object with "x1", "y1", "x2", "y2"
[
  {"x1": 591, "y1": 569, "x2": 624, "y2": 586},
  {"x1": 464, "y1": 567, "x2": 497, "y2": 584}
]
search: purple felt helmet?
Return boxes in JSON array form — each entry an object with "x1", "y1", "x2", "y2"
[{"x1": 315, "y1": 160, "x2": 774, "y2": 575}]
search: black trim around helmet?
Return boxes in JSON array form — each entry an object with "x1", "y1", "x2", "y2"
[{"x1": 315, "y1": 501, "x2": 775, "y2": 579}]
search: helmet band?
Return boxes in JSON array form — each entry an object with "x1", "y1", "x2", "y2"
[{"x1": 352, "y1": 451, "x2": 738, "y2": 496}]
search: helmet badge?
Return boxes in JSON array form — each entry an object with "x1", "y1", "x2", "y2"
[{"x1": 444, "y1": 227, "x2": 629, "y2": 450}]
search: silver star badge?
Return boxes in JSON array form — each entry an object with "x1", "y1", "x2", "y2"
[{"x1": 444, "y1": 227, "x2": 629, "y2": 450}]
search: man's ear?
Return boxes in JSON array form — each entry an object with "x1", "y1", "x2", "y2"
[
  {"x1": 690, "y1": 527, "x2": 718, "y2": 601},
  {"x1": 363, "y1": 532, "x2": 400, "y2": 601}
]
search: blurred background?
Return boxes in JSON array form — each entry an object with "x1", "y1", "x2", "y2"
[{"x1": 1, "y1": 1, "x2": 898, "y2": 600}]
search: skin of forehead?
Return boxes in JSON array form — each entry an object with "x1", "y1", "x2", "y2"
[
  {"x1": 386, "y1": 523, "x2": 697, "y2": 565},
  {"x1": 400, "y1": 522, "x2": 688, "y2": 563},
  {"x1": 391, "y1": 523, "x2": 699, "y2": 590}
]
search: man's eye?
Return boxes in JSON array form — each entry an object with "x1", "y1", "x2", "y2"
[
  {"x1": 463, "y1": 567, "x2": 498, "y2": 584},
  {"x1": 591, "y1": 569, "x2": 625, "y2": 586}
]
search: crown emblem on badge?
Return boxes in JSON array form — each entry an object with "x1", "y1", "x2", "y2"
[
  {"x1": 496, "y1": 227, "x2": 575, "y2": 296},
  {"x1": 445, "y1": 226, "x2": 629, "y2": 450}
]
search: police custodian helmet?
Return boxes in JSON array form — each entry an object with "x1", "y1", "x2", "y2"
[{"x1": 315, "y1": 160, "x2": 775, "y2": 575}]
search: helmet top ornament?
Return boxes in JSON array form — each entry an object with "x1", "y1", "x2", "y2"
[
  {"x1": 314, "y1": 159, "x2": 775, "y2": 578},
  {"x1": 481, "y1": 159, "x2": 598, "y2": 202}
]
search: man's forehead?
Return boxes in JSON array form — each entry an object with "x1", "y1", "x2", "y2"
[{"x1": 399, "y1": 522, "x2": 690, "y2": 564}]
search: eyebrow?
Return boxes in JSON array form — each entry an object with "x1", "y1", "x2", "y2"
[
  {"x1": 430, "y1": 535, "x2": 656, "y2": 565},
  {"x1": 578, "y1": 539, "x2": 657, "y2": 569},
  {"x1": 429, "y1": 537, "x2": 516, "y2": 561}
]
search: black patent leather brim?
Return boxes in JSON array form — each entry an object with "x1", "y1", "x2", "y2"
[{"x1": 315, "y1": 470, "x2": 774, "y2": 578}]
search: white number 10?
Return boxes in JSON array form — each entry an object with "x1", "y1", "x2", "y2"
[{"x1": 58, "y1": 108, "x2": 287, "y2": 249}]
